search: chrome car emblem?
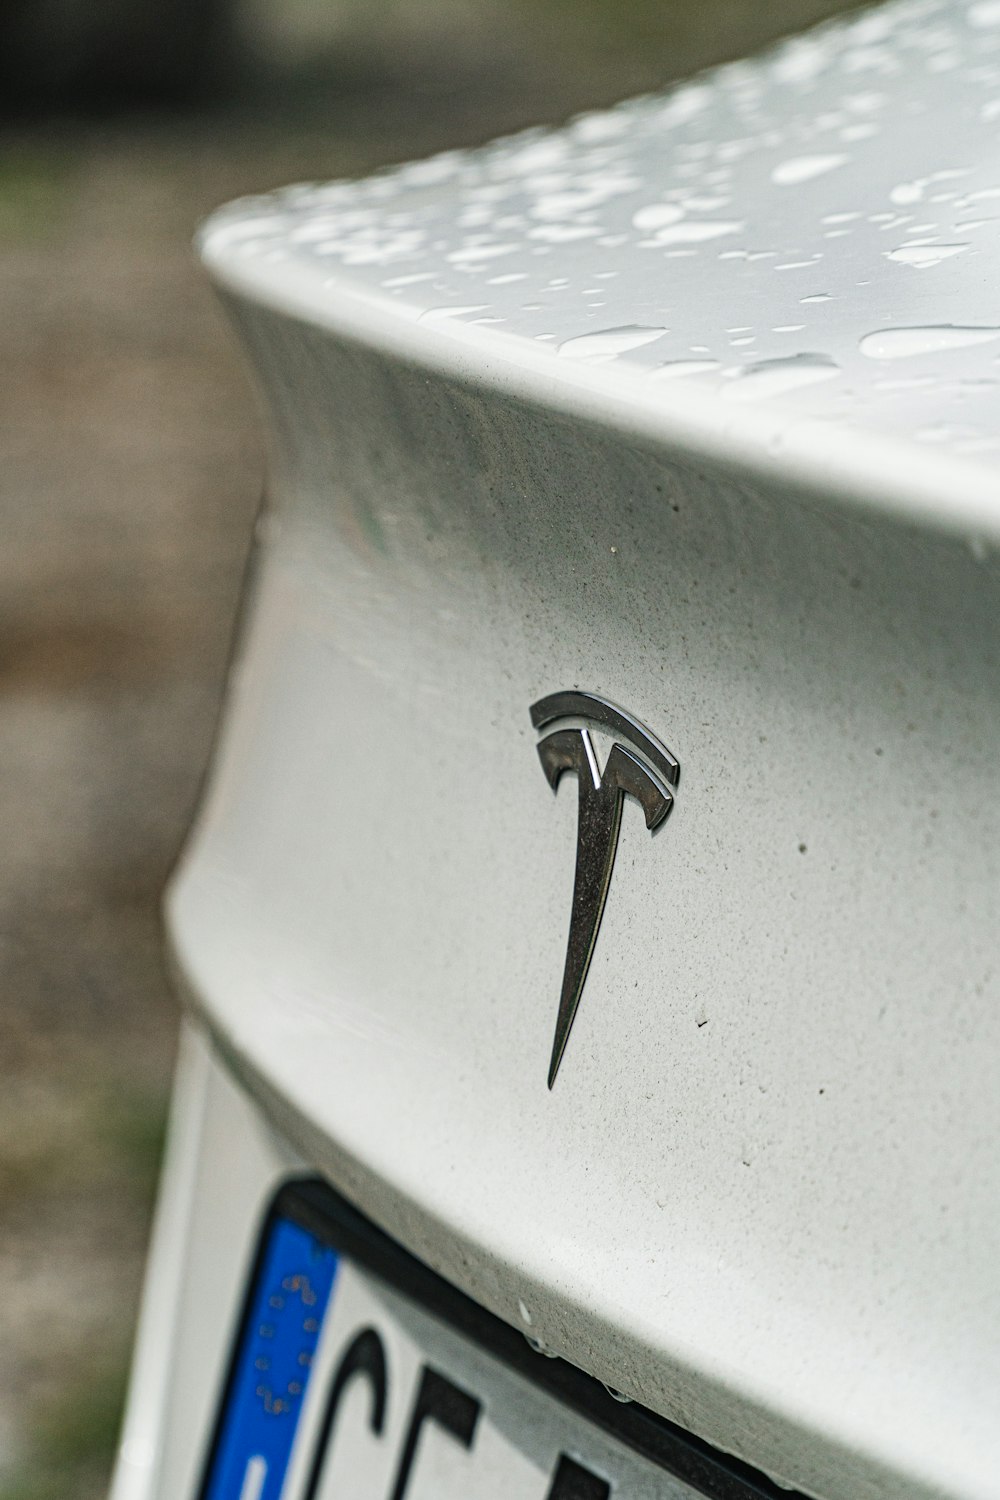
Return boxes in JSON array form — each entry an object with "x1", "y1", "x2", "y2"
[{"x1": 531, "y1": 691, "x2": 679, "y2": 1088}]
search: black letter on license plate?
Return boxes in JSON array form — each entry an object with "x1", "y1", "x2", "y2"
[
  {"x1": 303, "y1": 1327, "x2": 388, "y2": 1499},
  {"x1": 390, "y1": 1366, "x2": 481, "y2": 1499},
  {"x1": 546, "y1": 1453, "x2": 612, "y2": 1499}
]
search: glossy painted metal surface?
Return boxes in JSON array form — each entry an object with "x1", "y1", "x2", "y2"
[
  {"x1": 201, "y1": 0, "x2": 1000, "y2": 541},
  {"x1": 127, "y1": 3, "x2": 1000, "y2": 1498}
]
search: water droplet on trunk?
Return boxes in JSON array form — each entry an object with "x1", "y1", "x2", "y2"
[
  {"x1": 724, "y1": 353, "x2": 840, "y2": 400},
  {"x1": 771, "y1": 154, "x2": 848, "y2": 186},
  {"x1": 558, "y1": 325, "x2": 668, "y2": 360},
  {"x1": 859, "y1": 324, "x2": 1000, "y2": 358}
]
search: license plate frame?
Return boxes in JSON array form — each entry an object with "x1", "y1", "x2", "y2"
[{"x1": 197, "y1": 1176, "x2": 801, "y2": 1500}]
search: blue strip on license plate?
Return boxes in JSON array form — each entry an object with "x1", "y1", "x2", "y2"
[{"x1": 201, "y1": 1213, "x2": 339, "y2": 1500}]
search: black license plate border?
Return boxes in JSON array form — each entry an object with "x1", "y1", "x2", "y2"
[{"x1": 199, "y1": 1174, "x2": 806, "y2": 1500}]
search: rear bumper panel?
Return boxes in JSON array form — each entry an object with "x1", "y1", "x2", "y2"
[{"x1": 161, "y1": 294, "x2": 1000, "y2": 1500}]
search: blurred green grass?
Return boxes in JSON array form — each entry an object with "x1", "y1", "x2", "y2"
[
  {"x1": 0, "y1": 149, "x2": 76, "y2": 243},
  {"x1": 0, "y1": 1081, "x2": 168, "y2": 1500},
  {"x1": 0, "y1": 1080, "x2": 167, "y2": 1217},
  {"x1": 0, "y1": 1359, "x2": 130, "y2": 1500}
]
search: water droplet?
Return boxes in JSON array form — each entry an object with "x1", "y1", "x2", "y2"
[
  {"x1": 841, "y1": 122, "x2": 879, "y2": 141},
  {"x1": 631, "y1": 203, "x2": 686, "y2": 231},
  {"x1": 652, "y1": 220, "x2": 743, "y2": 245},
  {"x1": 968, "y1": 0, "x2": 1000, "y2": 27},
  {"x1": 885, "y1": 241, "x2": 968, "y2": 267},
  {"x1": 528, "y1": 224, "x2": 602, "y2": 243},
  {"x1": 419, "y1": 304, "x2": 492, "y2": 322},
  {"x1": 771, "y1": 35, "x2": 827, "y2": 84},
  {"x1": 724, "y1": 353, "x2": 840, "y2": 401},
  {"x1": 446, "y1": 242, "x2": 518, "y2": 265},
  {"x1": 851, "y1": 10, "x2": 894, "y2": 43},
  {"x1": 657, "y1": 83, "x2": 712, "y2": 125},
  {"x1": 651, "y1": 360, "x2": 722, "y2": 381},
  {"x1": 800, "y1": 293, "x2": 833, "y2": 303},
  {"x1": 771, "y1": 154, "x2": 848, "y2": 186},
  {"x1": 504, "y1": 138, "x2": 568, "y2": 175},
  {"x1": 682, "y1": 194, "x2": 731, "y2": 212},
  {"x1": 558, "y1": 325, "x2": 668, "y2": 360},
  {"x1": 525, "y1": 1334, "x2": 559, "y2": 1358},
  {"x1": 603, "y1": 1385, "x2": 633, "y2": 1404},
  {"x1": 890, "y1": 181, "x2": 925, "y2": 205},
  {"x1": 517, "y1": 1299, "x2": 533, "y2": 1325},
  {"x1": 398, "y1": 154, "x2": 463, "y2": 186},
  {"x1": 859, "y1": 324, "x2": 1000, "y2": 358},
  {"x1": 570, "y1": 110, "x2": 630, "y2": 143}
]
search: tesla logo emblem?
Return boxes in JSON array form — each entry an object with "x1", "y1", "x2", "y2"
[{"x1": 531, "y1": 690, "x2": 679, "y2": 1088}]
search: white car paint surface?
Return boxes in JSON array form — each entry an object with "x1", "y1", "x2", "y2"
[{"x1": 114, "y1": 3, "x2": 1000, "y2": 1499}]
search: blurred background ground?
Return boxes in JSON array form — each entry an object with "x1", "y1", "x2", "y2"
[{"x1": 0, "y1": 1, "x2": 867, "y2": 1495}]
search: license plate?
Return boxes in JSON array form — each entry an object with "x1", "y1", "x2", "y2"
[{"x1": 198, "y1": 1179, "x2": 789, "y2": 1500}]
